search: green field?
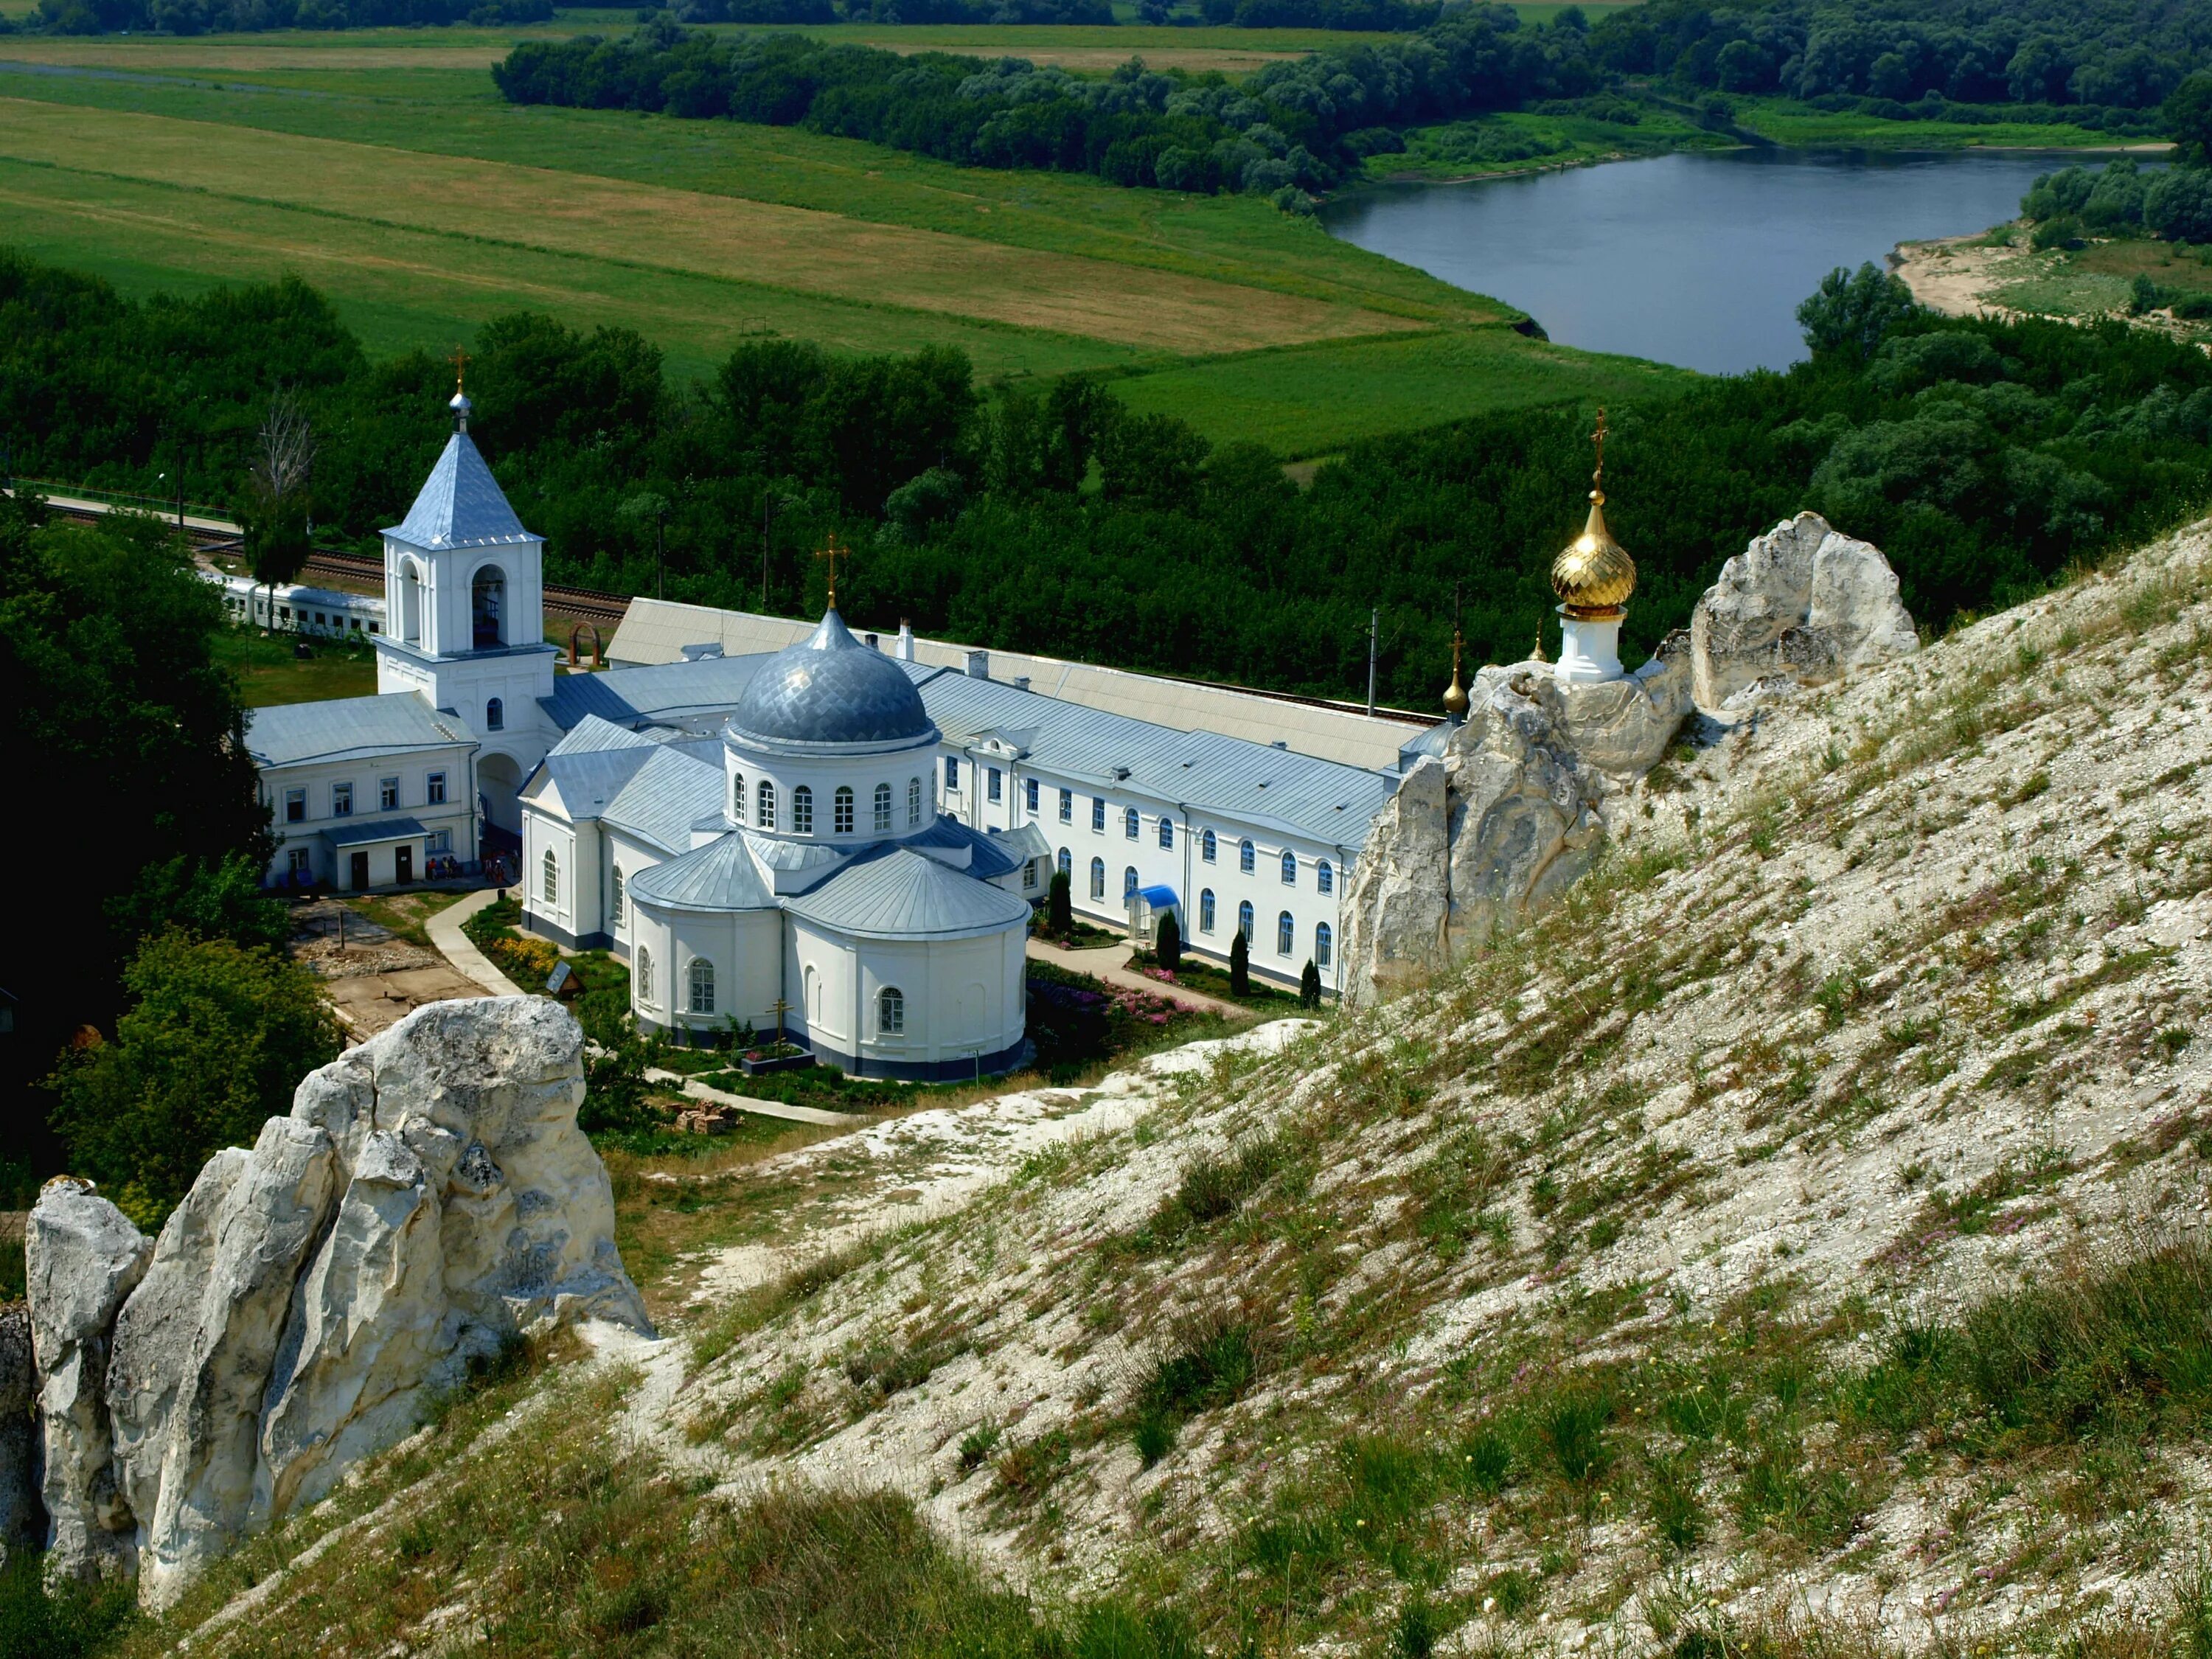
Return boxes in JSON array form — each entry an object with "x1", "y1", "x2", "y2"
[
  {"x1": 0, "y1": 26, "x2": 1698, "y2": 453},
  {"x1": 1730, "y1": 95, "x2": 2158, "y2": 153}
]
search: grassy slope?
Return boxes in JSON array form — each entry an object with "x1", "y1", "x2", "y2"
[
  {"x1": 1731, "y1": 95, "x2": 2155, "y2": 153},
  {"x1": 105, "y1": 515, "x2": 2212, "y2": 1657},
  {"x1": 0, "y1": 33, "x2": 1693, "y2": 450}
]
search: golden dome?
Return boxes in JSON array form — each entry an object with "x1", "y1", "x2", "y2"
[
  {"x1": 1441, "y1": 627, "x2": 1470, "y2": 718},
  {"x1": 1550, "y1": 489, "x2": 1635, "y2": 619}
]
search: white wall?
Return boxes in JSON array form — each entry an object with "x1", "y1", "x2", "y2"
[{"x1": 260, "y1": 747, "x2": 476, "y2": 887}]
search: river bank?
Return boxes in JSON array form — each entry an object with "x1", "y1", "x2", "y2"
[{"x1": 1893, "y1": 224, "x2": 2212, "y2": 341}]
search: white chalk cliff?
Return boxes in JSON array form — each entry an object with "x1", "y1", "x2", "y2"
[{"x1": 27, "y1": 996, "x2": 649, "y2": 1607}]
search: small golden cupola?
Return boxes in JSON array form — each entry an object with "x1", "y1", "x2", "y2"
[
  {"x1": 1549, "y1": 408, "x2": 1635, "y2": 684},
  {"x1": 1441, "y1": 582, "x2": 1470, "y2": 720}
]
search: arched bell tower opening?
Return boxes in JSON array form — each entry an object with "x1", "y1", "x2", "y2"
[
  {"x1": 400, "y1": 560, "x2": 425, "y2": 645},
  {"x1": 472, "y1": 565, "x2": 507, "y2": 649}
]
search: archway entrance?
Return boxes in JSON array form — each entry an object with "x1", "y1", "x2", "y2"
[{"x1": 478, "y1": 752, "x2": 525, "y2": 837}]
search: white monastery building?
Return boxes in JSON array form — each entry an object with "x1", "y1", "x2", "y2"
[{"x1": 239, "y1": 387, "x2": 1678, "y2": 1075}]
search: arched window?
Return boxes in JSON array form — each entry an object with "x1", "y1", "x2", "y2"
[
  {"x1": 400, "y1": 561, "x2": 424, "y2": 644},
  {"x1": 636, "y1": 946, "x2": 653, "y2": 1006},
  {"x1": 1200, "y1": 888, "x2": 1216, "y2": 933},
  {"x1": 1202, "y1": 829, "x2": 1217, "y2": 864},
  {"x1": 874, "y1": 782, "x2": 893, "y2": 834},
  {"x1": 1281, "y1": 850, "x2": 1297, "y2": 887},
  {"x1": 731, "y1": 774, "x2": 744, "y2": 821},
  {"x1": 1317, "y1": 859, "x2": 1334, "y2": 897},
  {"x1": 834, "y1": 786, "x2": 855, "y2": 835},
  {"x1": 611, "y1": 867, "x2": 625, "y2": 929},
  {"x1": 1237, "y1": 900, "x2": 1254, "y2": 941},
  {"x1": 1057, "y1": 848, "x2": 1071, "y2": 877},
  {"x1": 471, "y1": 565, "x2": 505, "y2": 649},
  {"x1": 1239, "y1": 840, "x2": 1256, "y2": 875},
  {"x1": 757, "y1": 779, "x2": 776, "y2": 830},
  {"x1": 1315, "y1": 922, "x2": 1333, "y2": 969},
  {"x1": 793, "y1": 786, "x2": 814, "y2": 834},
  {"x1": 1158, "y1": 817, "x2": 1173, "y2": 850},
  {"x1": 1089, "y1": 858, "x2": 1105, "y2": 900},
  {"x1": 1277, "y1": 911, "x2": 1294, "y2": 956},
  {"x1": 908, "y1": 776, "x2": 923, "y2": 827},
  {"x1": 1124, "y1": 806, "x2": 1139, "y2": 841},
  {"x1": 688, "y1": 958, "x2": 715, "y2": 1016},
  {"x1": 541, "y1": 847, "x2": 558, "y2": 905},
  {"x1": 878, "y1": 986, "x2": 905, "y2": 1034},
  {"x1": 1124, "y1": 866, "x2": 1138, "y2": 900},
  {"x1": 485, "y1": 698, "x2": 504, "y2": 732}
]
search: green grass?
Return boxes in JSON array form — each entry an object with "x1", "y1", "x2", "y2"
[
  {"x1": 1371, "y1": 102, "x2": 1725, "y2": 181},
  {"x1": 1731, "y1": 96, "x2": 2147, "y2": 152},
  {"x1": 212, "y1": 627, "x2": 378, "y2": 707},
  {"x1": 0, "y1": 44, "x2": 1696, "y2": 451},
  {"x1": 1113, "y1": 327, "x2": 1694, "y2": 456}
]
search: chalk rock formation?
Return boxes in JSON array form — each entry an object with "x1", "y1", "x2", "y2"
[
  {"x1": 1340, "y1": 641, "x2": 1692, "y2": 1009},
  {"x1": 1691, "y1": 511, "x2": 1919, "y2": 709},
  {"x1": 28, "y1": 997, "x2": 649, "y2": 1607},
  {"x1": 0, "y1": 1304, "x2": 43, "y2": 1567},
  {"x1": 28, "y1": 1178, "x2": 152, "y2": 1583}
]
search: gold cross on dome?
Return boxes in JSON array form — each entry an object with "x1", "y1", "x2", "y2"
[
  {"x1": 815, "y1": 533, "x2": 849, "y2": 609},
  {"x1": 1591, "y1": 406, "x2": 1608, "y2": 488},
  {"x1": 449, "y1": 346, "x2": 470, "y2": 395}
]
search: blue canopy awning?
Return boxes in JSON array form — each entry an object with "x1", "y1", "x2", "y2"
[{"x1": 1136, "y1": 885, "x2": 1180, "y2": 909}]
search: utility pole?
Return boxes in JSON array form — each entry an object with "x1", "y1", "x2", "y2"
[{"x1": 1366, "y1": 606, "x2": 1379, "y2": 716}]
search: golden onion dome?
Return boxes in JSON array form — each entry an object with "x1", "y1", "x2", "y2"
[
  {"x1": 1441, "y1": 627, "x2": 1470, "y2": 719},
  {"x1": 1550, "y1": 489, "x2": 1636, "y2": 619}
]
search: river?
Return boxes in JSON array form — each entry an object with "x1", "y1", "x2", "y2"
[{"x1": 1319, "y1": 147, "x2": 2075, "y2": 375}]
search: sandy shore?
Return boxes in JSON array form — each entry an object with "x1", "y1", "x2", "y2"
[{"x1": 1888, "y1": 228, "x2": 2034, "y2": 319}]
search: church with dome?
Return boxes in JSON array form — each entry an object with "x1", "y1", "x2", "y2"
[
  {"x1": 524, "y1": 604, "x2": 1038, "y2": 1079},
  {"x1": 240, "y1": 385, "x2": 1669, "y2": 1080}
]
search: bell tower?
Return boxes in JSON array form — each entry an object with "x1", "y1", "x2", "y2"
[{"x1": 374, "y1": 367, "x2": 558, "y2": 830}]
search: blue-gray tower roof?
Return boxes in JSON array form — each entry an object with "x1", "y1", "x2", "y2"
[
  {"x1": 384, "y1": 432, "x2": 540, "y2": 552},
  {"x1": 726, "y1": 609, "x2": 937, "y2": 749}
]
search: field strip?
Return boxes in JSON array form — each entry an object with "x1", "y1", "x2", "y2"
[
  {"x1": 0, "y1": 41, "x2": 1307, "y2": 72},
  {"x1": 0, "y1": 165, "x2": 1144, "y2": 377},
  {"x1": 0, "y1": 97, "x2": 1419, "y2": 354}
]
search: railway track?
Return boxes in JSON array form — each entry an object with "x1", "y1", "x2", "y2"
[{"x1": 299, "y1": 550, "x2": 630, "y2": 632}]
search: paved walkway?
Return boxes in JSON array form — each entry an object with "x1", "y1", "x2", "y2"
[
  {"x1": 644, "y1": 1068, "x2": 857, "y2": 1127},
  {"x1": 1024, "y1": 936, "x2": 1245, "y2": 1018},
  {"x1": 426, "y1": 888, "x2": 528, "y2": 998}
]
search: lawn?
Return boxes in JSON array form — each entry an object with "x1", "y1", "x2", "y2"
[
  {"x1": 213, "y1": 627, "x2": 378, "y2": 707},
  {"x1": 0, "y1": 37, "x2": 1694, "y2": 452},
  {"x1": 1730, "y1": 97, "x2": 2151, "y2": 153},
  {"x1": 1370, "y1": 102, "x2": 1727, "y2": 182}
]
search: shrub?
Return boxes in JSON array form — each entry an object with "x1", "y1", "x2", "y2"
[
  {"x1": 1299, "y1": 959, "x2": 1322, "y2": 1008},
  {"x1": 1228, "y1": 928, "x2": 1250, "y2": 997},
  {"x1": 2031, "y1": 214, "x2": 2085, "y2": 250},
  {"x1": 1047, "y1": 869, "x2": 1072, "y2": 935},
  {"x1": 2149, "y1": 167, "x2": 2212, "y2": 244},
  {"x1": 1155, "y1": 908, "x2": 1181, "y2": 972}
]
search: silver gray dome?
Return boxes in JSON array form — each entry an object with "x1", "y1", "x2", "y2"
[{"x1": 728, "y1": 609, "x2": 936, "y2": 748}]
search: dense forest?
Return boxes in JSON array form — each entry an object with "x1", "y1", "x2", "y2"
[
  {"x1": 7, "y1": 248, "x2": 2212, "y2": 712},
  {"x1": 9, "y1": 0, "x2": 548, "y2": 37}
]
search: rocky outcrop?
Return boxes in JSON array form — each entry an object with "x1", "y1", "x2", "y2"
[
  {"x1": 1341, "y1": 641, "x2": 1692, "y2": 1010},
  {"x1": 1691, "y1": 511, "x2": 1919, "y2": 709},
  {"x1": 27, "y1": 997, "x2": 649, "y2": 1607},
  {"x1": 0, "y1": 1305, "x2": 43, "y2": 1567},
  {"x1": 28, "y1": 1178, "x2": 153, "y2": 1583}
]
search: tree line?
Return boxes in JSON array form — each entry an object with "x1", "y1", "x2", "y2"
[
  {"x1": 10, "y1": 0, "x2": 547, "y2": 38},
  {"x1": 8, "y1": 244, "x2": 2212, "y2": 710}
]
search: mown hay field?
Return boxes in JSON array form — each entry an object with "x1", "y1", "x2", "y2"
[{"x1": 0, "y1": 30, "x2": 1688, "y2": 449}]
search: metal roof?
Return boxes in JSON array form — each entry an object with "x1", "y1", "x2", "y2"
[
  {"x1": 600, "y1": 748, "x2": 728, "y2": 855},
  {"x1": 914, "y1": 672, "x2": 1393, "y2": 854},
  {"x1": 608, "y1": 597, "x2": 1431, "y2": 770},
  {"x1": 540, "y1": 656, "x2": 766, "y2": 731},
  {"x1": 245, "y1": 693, "x2": 476, "y2": 770},
  {"x1": 728, "y1": 609, "x2": 938, "y2": 751},
  {"x1": 384, "y1": 433, "x2": 540, "y2": 552},
  {"x1": 321, "y1": 815, "x2": 428, "y2": 848},
  {"x1": 549, "y1": 714, "x2": 662, "y2": 757},
  {"x1": 784, "y1": 846, "x2": 1032, "y2": 940},
  {"x1": 627, "y1": 832, "x2": 774, "y2": 913}
]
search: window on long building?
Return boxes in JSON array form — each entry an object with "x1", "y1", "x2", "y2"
[
  {"x1": 1277, "y1": 911, "x2": 1294, "y2": 956},
  {"x1": 1239, "y1": 839, "x2": 1255, "y2": 874},
  {"x1": 1090, "y1": 858, "x2": 1105, "y2": 900},
  {"x1": 1318, "y1": 859, "x2": 1334, "y2": 896},
  {"x1": 1238, "y1": 900, "x2": 1253, "y2": 941},
  {"x1": 1281, "y1": 850, "x2": 1298, "y2": 886},
  {"x1": 1200, "y1": 889, "x2": 1215, "y2": 933},
  {"x1": 1124, "y1": 806, "x2": 1139, "y2": 841},
  {"x1": 1158, "y1": 817, "x2": 1173, "y2": 851},
  {"x1": 1315, "y1": 922, "x2": 1333, "y2": 969},
  {"x1": 1202, "y1": 829, "x2": 1216, "y2": 863}
]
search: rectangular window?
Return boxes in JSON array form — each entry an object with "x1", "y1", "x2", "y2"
[
  {"x1": 427, "y1": 771, "x2": 448, "y2": 805},
  {"x1": 1058, "y1": 787, "x2": 1072, "y2": 823},
  {"x1": 1023, "y1": 858, "x2": 1039, "y2": 891},
  {"x1": 332, "y1": 782, "x2": 354, "y2": 818},
  {"x1": 945, "y1": 757, "x2": 959, "y2": 791},
  {"x1": 988, "y1": 766, "x2": 1003, "y2": 804},
  {"x1": 426, "y1": 830, "x2": 451, "y2": 853},
  {"x1": 380, "y1": 776, "x2": 400, "y2": 812},
  {"x1": 288, "y1": 847, "x2": 311, "y2": 877},
  {"x1": 1091, "y1": 797, "x2": 1105, "y2": 833},
  {"x1": 285, "y1": 787, "x2": 306, "y2": 824},
  {"x1": 1025, "y1": 778, "x2": 1039, "y2": 815}
]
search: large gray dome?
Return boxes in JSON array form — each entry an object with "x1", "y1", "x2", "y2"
[{"x1": 728, "y1": 609, "x2": 936, "y2": 748}]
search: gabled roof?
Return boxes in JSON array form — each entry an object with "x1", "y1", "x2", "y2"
[
  {"x1": 627, "y1": 832, "x2": 774, "y2": 913},
  {"x1": 541, "y1": 656, "x2": 766, "y2": 732},
  {"x1": 785, "y1": 846, "x2": 1033, "y2": 940},
  {"x1": 600, "y1": 747, "x2": 728, "y2": 855},
  {"x1": 384, "y1": 433, "x2": 540, "y2": 552},
  {"x1": 549, "y1": 714, "x2": 663, "y2": 757},
  {"x1": 245, "y1": 693, "x2": 476, "y2": 770}
]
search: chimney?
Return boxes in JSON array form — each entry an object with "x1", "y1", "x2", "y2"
[
  {"x1": 1012, "y1": 675, "x2": 1031, "y2": 692},
  {"x1": 965, "y1": 649, "x2": 990, "y2": 680},
  {"x1": 896, "y1": 620, "x2": 915, "y2": 662},
  {"x1": 865, "y1": 632, "x2": 880, "y2": 650}
]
